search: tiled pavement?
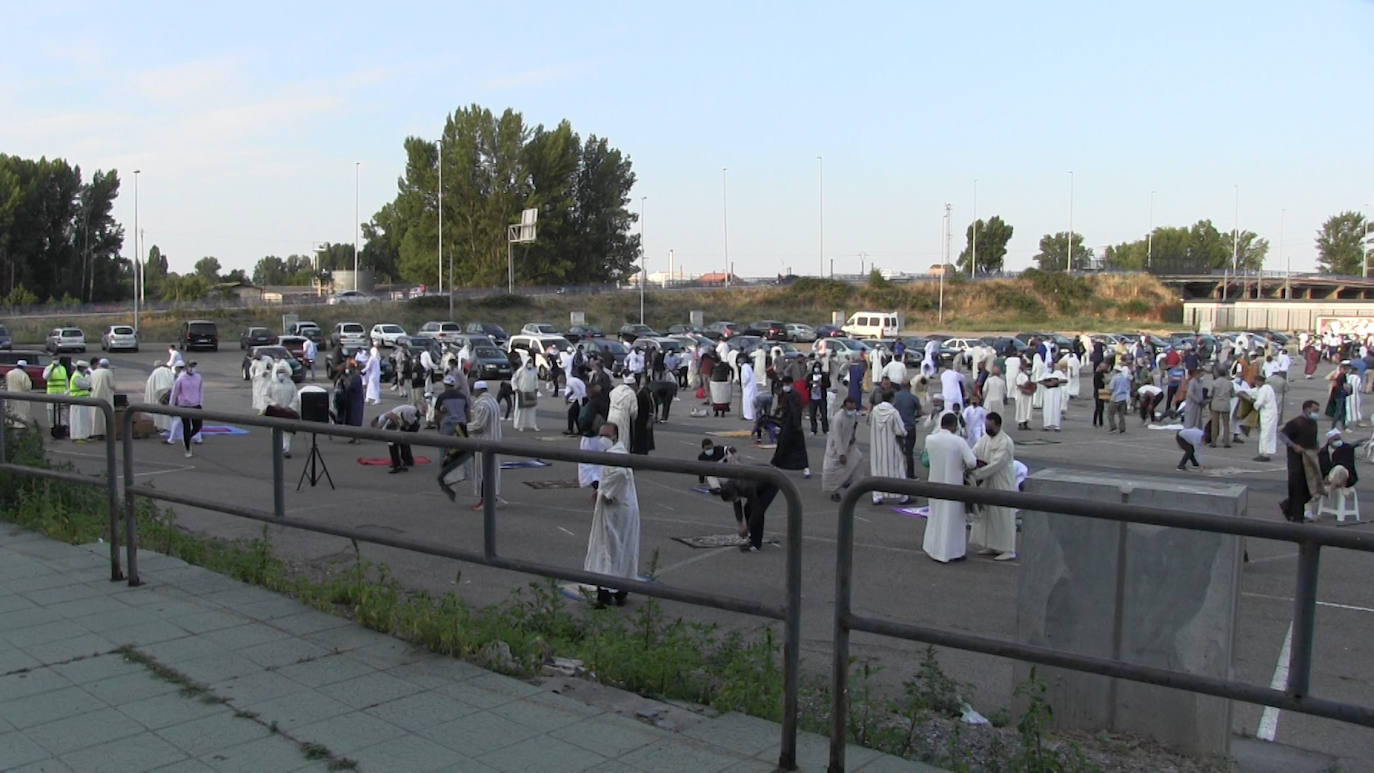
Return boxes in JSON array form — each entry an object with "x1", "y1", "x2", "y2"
[{"x1": 0, "y1": 526, "x2": 939, "y2": 772}]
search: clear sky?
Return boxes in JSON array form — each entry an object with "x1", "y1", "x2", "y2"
[{"x1": 3, "y1": 1, "x2": 1371, "y2": 279}]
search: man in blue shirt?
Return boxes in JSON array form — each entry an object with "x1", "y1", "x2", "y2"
[
  {"x1": 1108, "y1": 366, "x2": 1132, "y2": 433},
  {"x1": 892, "y1": 380, "x2": 922, "y2": 477}
]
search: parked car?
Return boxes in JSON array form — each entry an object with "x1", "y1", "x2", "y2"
[
  {"x1": 507, "y1": 334, "x2": 573, "y2": 380},
  {"x1": 666, "y1": 323, "x2": 703, "y2": 335},
  {"x1": 744, "y1": 320, "x2": 786, "y2": 340},
  {"x1": 0, "y1": 350, "x2": 49, "y2": 390},
  {"x1": 395, "y1": 335, "x2": 442, "y2": 366},
  {"x1": 618, "y1": 323, "x2": 658, "y2": 343},
  {"x1": 450, "y1": 333, "x2": 497, "y2": 352},
  {"x1": 329, "y1": 322, "x2": 367, "y2": 349},
  {"x1": 581, "y1": 338, "x2": 629, "y2": 374},
  {"x1": 565, "y1": 324, "x2": 604, "y2": 343},
  {"x1": 703, "y1": 321, "x2": 739, "y2": 341},
  {"x1": 0, "y1": 324, "x2": 11, "y2": 350},
  {"x1": 324, "y1": 345, "x2": 395, "y2": 381},
  {"x1": 465, "y1": 321, "x2": 509, "y2": 345},
  {"x1": 100, "y1": 325, "x2": 139, "y2": 352},
  {"x1": 783, "y1": 323, "x2": 817, "y2": 343},
  {"x1": 521, "y1": 322, "x2": 563, "y2": 336},
  {"x1": 179, "y1": 320, "x2": 219, "y2": 351},
  {"x1": 1246, "y1": 329, "x2": 1290, "y2": 346},
  {"x1": 370, "y1": 323, "x2": 407, "y2": 348},
  {"x1": 985, "y1": 336, "x2": 1029, "y2": 356},
  {"x1": 416, "y1": 320, "x2": 463, "y2": 345},
  {"x1": 45, "y1": 327, "x2": 87, "y2": 354},
  {"x1": 327, "y1": 290, "x2": 374, "y2": 305},
  {"x1": 288, "y1": 321, "x2": 326, "y2": 345},
  {"x1": 813, "y1": 324, "x2": 843, "y2": 339},
  {"x1": 815, "y1": 337, "x2": 870, "y2": 369},
  {"x1": 241, "y1": 345, "x2": 305, "y2": 383},
  {"x1": 239, "y1": 327, "x2": 276, "y2": 350},
  {"x1": 469, "y1": 344, "x2": 515, "y2": 382},
  {"x1": 276, "y1": 335, "x2": 308, "y2": 361}
]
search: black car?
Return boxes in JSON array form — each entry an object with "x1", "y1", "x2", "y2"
[
  {"x1": 813, "y1": 324, "x2": 843, "y2": 338},
  {"x1": 241, "y1": 346, "x2": 305, "y2": 383},
  {"x1": 465, "y1": 321, "x2": 509, "y2": 345},
  {"x1": 703, "y1": 321, "x2": 739, "y2": 341},
  {"x1": 744, "y1": 320, "x2": 786, "y2": 339},
  {"x1": 666, "y1": 323, "x2": 702, "y2": 335},
  {"x1": 180, "y1": 320, "x2": 219, "y2": 351},
  {"x1": 582, "y1": 339, "x2": 629, "y2": 373},
  {"x1": 469, "y1": 345, "x2": 515, "y2": 382},
  {"x1": 239, "y1": 327, "x2": 276, "y2": 350},
  {"x1": 618, "y1": 323, "x2": 658, "y2": 343},
  {"x1": 565, "y1": 324, "x2": 604, "y2": 343}
]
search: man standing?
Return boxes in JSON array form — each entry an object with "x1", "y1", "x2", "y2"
[
  {"x1": 1279, "y1": 400, "x2": 1323, "y2": 522},
  {"x1": 807, "y1": 360, "x2": 830, "y2": 435},
  {"x1": 4, "y1": 359, "x2": 34, "y2": 426},
  {"x1": 1013, "y1": 367, "x2": 1035, "y2": 431},
  {"x1": 302, "y1": 336, "x2": 317, "y2": 380},
  {"x1": 893, "y1": 379, "x2": 921, "y2": 478},
  {"x1": 67, "y1": 361, "x2": 94, "y2": 443},
  {"x1": 969, "y1": 412, "x2": 1017, "y2": 561},
  {"x1": 43, "y1": 355, "x2": 71, "y2": 435},
  {"x1": 264, "y1": 363, "x2": 301, "y2": 458},
  {"x1": 823, "y1": 397, "x2": 864, "y2": 502},
  {"x1": 607, "y1": 375, "x2": 638, "y2": 448},
  {"x1": 168, "y1": 361, "x2": 204, "y2": 459},
  {"x1": 1208, "y1": 367, "x2": 1234, "y2": 448},
  {"x1": 1038, "y1": 364, "x2": 1065, "y2": 432},
  {"x1": 511, "y1": 358, "x2": 539, "y2": 432},
  {"x1": 1182, "y1": 369, "x2": 1206, "y2": 430},
  {"x1": 940, "y1": 366, "x2": 966, "y2": 414},
  {"x1": 1251, "y1": 374, "x2": 1279, "y2": 462},
  {"x1": 578, "y1": 385, "x2": 610, "y2": 489},
  {"x1": 923, "y1": 412, "x2": 977, "y2": 563},
  {"x1": 343, "y1": 361, "x2": 366, "y2": 433},
  {"x1": 373, "y1": 403, "x2": 420, "y2": 474},
  {"x1": 770, "y1": 375, "x2": 811, "y2": 478},
  {"x1": 868, "y1": 390, "x2": 908, "y2": 504},
  {"x1": 250, "y1": 353, "x2": 274, "y2": 413},
  {"x1": 88, "y1": 359, "x2": 116, "y2": 439},
  {"x1": 982, "y1": 364, "x2": 1007, "y2": 409},
  {"x1": 740, "y1": 360, "x2": 759, "y2": 422},
  {"x1": 563, "y1": 371, "x2": 587, "y2": 436},
  {"x1": 362, "y1": 346, "x2": 382, "y2": 405},
  {"x1": 468, "y1": 381, "x2": 503, "y2": 511},
  {"x1": 631, "y1": 380, "x2": 655, "y2": 455},
  {"x1": 583, "y1": 422, "x2": 640, "y2": 607}
]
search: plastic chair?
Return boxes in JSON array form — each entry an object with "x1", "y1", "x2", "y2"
[{"x1": 1319, "y1": 487, "x2": 1361, "y2": 523}]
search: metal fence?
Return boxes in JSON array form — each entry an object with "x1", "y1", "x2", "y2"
[
  {"x1": 827, "y1": 476, "x2": 1374, "y2": 773},
  {"x1": 108, "y1": 403, "x2": 804, "y2": 771},
  {"x1": 0, "y1": 392, "x2": 124, "y2": 582}
]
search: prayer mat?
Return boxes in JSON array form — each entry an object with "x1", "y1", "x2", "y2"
[
  {"x1": 163, "y1": 425, "x2": 248, "y2": 437},
  {"x1": 1147, "y1": 423, "x2": 1184, "y2": 431},
  {"x1": 891, "y1": 506, "x2": 931, "y2": 519},
  {"x1": 535, "y1": 435, "x2": 574, "y2": 442},
  {"x1": 357, "y1": 457, "x2": 432, "y2": 466},
  {"x1": 1014, "y1": 438, "x2": 1061, "y2": 446},
  {"x1": 708, "y1": 430, "x2": 754, "y2": 438},
  {"x1": 690, "y1": 485, "x2": 714, "y2": 494},
  {"x1": 523, "y1": 479, "x2": 581, "y2": 489},
  {"x1": 755, "y1": 443, "x2": 777, "y2": 450},
  {"x1": 672, "y1": 533, "x2": 782, "y2": 549},
  {"x1": 501, "y1": 459, "x2": 551, "y2": 469}
]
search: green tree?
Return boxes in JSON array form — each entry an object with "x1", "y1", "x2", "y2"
[
  {"x1": 252, "y1": 255, "x2": 288, "y2": 285},
  {"x1": 142, "y1": 245, "x2": 169, "y2": 298},
  {"x1": 1102, "y1": 239, "x2": 1148, "y2": 270},
  {"x1": 223, "y1": 268, "x2": 249, "y2": 284},
  {"x1": 956, "y1": 215, "x2": 1013, "y2": 274},
  {"x1": 193, "y1": 256, "x2": 221, "y2": 282},
  {"x1": 1032, "y1": 232, "x2": 1094, "y2": 272},
  {"x1": 1316, "y1": 211, "x2": 1370, "y2": 275},
  {"x1": 161, "y1": 273, "x2": 210, "y2": 302}
]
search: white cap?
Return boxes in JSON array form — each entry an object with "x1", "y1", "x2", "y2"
[
  {"x1": 623, "y1": 375, "x2": 635, "y2": 384},
  {"x1": 16, "y1": 359, "x2": 26, "y2": 366},
  {"x1": 1327, "y1": 428, "x2": 1342, "y2": 440},
  {"x1": 472, "y1": 380, "x2": 489, "y2": 391},
  {"x1": 442, "y1": 374, "x2": 455, "y2": 385}
]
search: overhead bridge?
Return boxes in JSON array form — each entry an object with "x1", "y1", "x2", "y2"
[{"x1": 1157, "y1": 273, "x2": 1374, "y2": 301}]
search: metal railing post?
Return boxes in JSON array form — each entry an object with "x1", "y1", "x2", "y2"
[
  {"x1": 120, "y1": 406, "x2": 141, "y2": 586},
  {"x1": 100, "y1": 403, "x2": 123, "y2": 582},
  {"x1": 828, "y1": 488, "x2": 857, "y2": 773},
  {"x1": 779, "y1": 481, "x2": 802, "y2": 771},
  {"x1": 482, "y1": 450, "x2": 497, "y2": 559},
  {"x1": 0, "y1": 395, "x2": 8, "y2": 463},
  {"x1": 271, "y1": 428, "x2": 285, "y2": 518},
  {"x1": 1288, "y1": 540, "x2": 1322, "y2": 697}
]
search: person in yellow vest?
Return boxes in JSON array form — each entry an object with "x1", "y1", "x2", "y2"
[
  {"x1": 43, "y1": 355, "x2": 72, "y2": 436},
  {"x1": 68, "y1": 360, "x2": 94, "y2": 443}
]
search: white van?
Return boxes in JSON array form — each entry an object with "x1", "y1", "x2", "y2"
[{"x1": 841, "y1": 311, "x2": 899, "y2": 339}]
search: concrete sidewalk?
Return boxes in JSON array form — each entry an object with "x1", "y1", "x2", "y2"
[{"x1": 0, "y1": 526, "x2": 936, "y2": 772}]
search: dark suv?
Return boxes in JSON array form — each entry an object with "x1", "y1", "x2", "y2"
[
  {"x1": 465, "y1": 321, "x2": 509, "y2": 345},
  {"x1": 180, "y1": 320, "x2": 219, "y2": 351}
]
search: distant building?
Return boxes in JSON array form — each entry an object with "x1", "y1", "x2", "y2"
[
  {"x1": 697, "y1": 272, "x2": 740, "y2": 286},
  {"x1": 214, "y1": 282, "x2": 263, "y2": 304}
]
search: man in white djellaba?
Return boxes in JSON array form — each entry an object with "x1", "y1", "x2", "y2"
[
  {"x1": 1039, "y1": 365, "x2": 1067, "y2": 431},
  {"x1": 923, "y1": 412, "x2": 977, "y2": 563},
  {"x1": 607, "y1": 375, "x2": 638, "y2": 447},
  {"x1": 362, "y1": 346, "x2": 382, "y2": 405},
  {"x1": 511, "y1": 358, "x2": 540, "y2": 431},
  {"x1": 868, "y1": 390, "x2": 908, "y2": 505},
  {"x1": 250, "y1": 354, "x2": 274, "y2": 413},
  {"x1": 468, "y1": 381, "x2": 503, "y2": 510},
  {"x1": 583, "y1": 422, "x2": 640, "y2": 609},
  {"x1": 969, "y1": 412, "x2": 1018, "y2": 561},
  {"x1": 740, "y1": 361, "x2": 759, "y2": 422}
]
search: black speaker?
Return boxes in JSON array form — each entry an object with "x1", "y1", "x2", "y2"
[
  {"x1": 113, "y1": 394, "x2": 129, "y2": 408},
  {"x1": 300, "y1": 391, "x2": 330, "y2": 423}
]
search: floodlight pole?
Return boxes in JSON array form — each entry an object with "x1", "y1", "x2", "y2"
[
  {"x1": 639, "y1": 196, "x2": 647, "y2": 324},
  {"x1": 722, "y1": 168, "x2": 729, "y2": 287},
  {"x1": 1148, "y1": 190, "x2": 1155, "y2": 271},
  {"x1": 817, "y1": 155, "x2": 824, "y2": 278},
  {"x1": 133, "y1": 169, "x2": 140, "y2": 332},
  {"x1": 940, "y1": 204, "x2": 950, "y2": 324},
  {"x1": 1282, "y1": 208, "x2": 1289, "y2": 300},
  {"x1": 437, "y1": 137, "x2": 444, "y2": 312},
  {"x1": 354, "y1": 161, "x2": 360, "y2": 291},
  {"x1": 971, "y1": 178, "x2": 977, "y2": 277},
  {"x1": 1066, "y1": 171, "x2": 1074, "y2": 274}
]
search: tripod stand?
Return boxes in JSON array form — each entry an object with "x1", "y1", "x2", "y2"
[{"x1": 297, "y1": 433, "x2": 334, "y2": 490}]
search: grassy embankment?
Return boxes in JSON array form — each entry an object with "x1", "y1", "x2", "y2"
[{"x1": 2, "y1": 271, "x2": 1183, "y2": 347}]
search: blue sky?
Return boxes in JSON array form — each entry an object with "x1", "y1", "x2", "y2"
[{"x1": 3, "y1": 1, "x2": 1371, "y2": 279}]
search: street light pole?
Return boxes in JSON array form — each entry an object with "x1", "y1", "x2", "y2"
[
  {"x1": 1282, "y1": 208, "x2": 1289, "y2": 300},
  {"x1": 1147, "y1": 190, "x2": 1155, "y2": 271},
  {"x1": 133, "y1": 169, "x2": 140, "y2": 332},
  {"x1": 817, "y1": 155, "x2": 824, "y2": 278},
  {"x1": 354, "y1": 161, "x2": 360, "y2": 292},
  {"x1": 1066, "y1": 171, "x2": 1074, "y2": 274},
  {"x1": 639, "y1": 196, "x2": 647, "y2": 324},
  {"x1": 721, "y1": 168, "x2": 729, "y2": 288},
  {"x1": 940, "y1": 204, "x2": 950, "y2": 323},
  {"x1": 437, "y1": 138, "x2": 443, "y2": 310},
  {"x1": 971, "y1": 178, "x2": 978, "y2": 277}
]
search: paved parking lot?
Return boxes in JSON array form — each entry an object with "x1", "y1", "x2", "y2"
[{"x1": 46, "y1": 347, "x2": 1374, "y2": 768}]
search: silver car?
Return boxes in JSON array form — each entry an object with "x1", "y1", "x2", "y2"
[
  {"x1": 45, "y1": 327, "x2": 86, "y2": 354},
  {"x1": 784, "y1": 323, "x2": 817, "y2": 343},
  {"x1": 100, "y1": 325, "x2": 139, "y2": 352}
]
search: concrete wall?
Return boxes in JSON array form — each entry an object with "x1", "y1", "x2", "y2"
[
  {"x1": 1016, "y1": 469, "x2": 1246, "y2": 756},
  {"x1": 1185, "y1": 299, "x2": 1374, "y2": 333}
]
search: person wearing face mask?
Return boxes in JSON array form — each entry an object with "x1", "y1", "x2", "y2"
[
  {"x1": 168, "y1": 361, "x2": 204, "y2": 458},
  {"x1": 264, "y1": 363, "x2": 301, "y2": 458},
  {"x1": 1279, "y1": 400, "x2": 1325, "y2": 522},
  {"x1": 1250, "y1": 373, "x2": 1278, "y2": 462},
  {"x1": 807, "y1": 361, "x2": 829, "y2": 435},
  {"x1": 583, "y1": 422, "x2": 640, "y2": 607},
  {"x1": 769, "y1": 376, "x2": 811, "y2": 478},
  {"x1": 1318, "y1": 428, "x2": 1359, "y2": 492},
  {"x1": 822, "y1": 397, "x2": 864, "y2": 502},
  {"x1": 969, "y1": 412, "x2": 1017, "y2": 561}
]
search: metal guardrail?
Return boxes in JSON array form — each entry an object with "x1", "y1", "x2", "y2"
[
  {"x1": 116, "y1": 403, "x2": 804, "y2": 771},
  {"x1": 0, "y1": 391, "x2": 124, "y2": 582},
  {"x1": 826, "y1": 475, "x2": 1374, "y2": 773}
]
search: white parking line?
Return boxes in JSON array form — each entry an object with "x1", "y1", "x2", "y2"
[
  {"x1": 1242, "y1": 591, "x2": 1374, "y2": 614},
  {"x1": 556, "y1": 526, "x2": 575, "y2": 537},
  {"x1": 1257, "y1": 621, "x2": 1293, "y2": 741}
]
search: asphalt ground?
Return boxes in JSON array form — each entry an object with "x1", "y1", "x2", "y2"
[{"x1": 46, "y1": 347, "x2": 1374, "y2": 769}]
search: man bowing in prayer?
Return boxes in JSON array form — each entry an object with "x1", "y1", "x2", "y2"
[
  {"x1": 969, "y1": 412, "x2": 1017, "y2": 561},
  {"x1": 868, "y1": 390, "x2": 908, "y2": 505},
  {"x1": 923, "y1": 412, "x2": 977, "y2": 563},
  {"x1": 583, "y1": 422, "x2": 641, "y2": 608},
  {"x1": 823, "y1": 397, "x2": 864, "y2": 502},
  {"x1": 468, "y1": 380, "x2": 503, "y2": 511}
]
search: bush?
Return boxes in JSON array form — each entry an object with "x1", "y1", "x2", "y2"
[
  {"x1": 1021, "y1": 269, "x2": 1091, "y2": 302},
  {"x1": 470, "y1": 293, "x2": 533, "y2": 310},
  {"x1": 782, "y1": 277, "x2": 853, "y2": 308}
]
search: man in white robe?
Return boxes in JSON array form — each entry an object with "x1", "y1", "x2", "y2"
[
  {"x1": 983, "y1": 365, "x2": 1007, "y2": 408},
  {"x1": 1345, "y1": 369, "x2": 1362, "y2": 426},
  {"x1": 511, "y1": 359, "x2": 540, "y2": 431},
  {"x1": 88, "y1": 359, "x2": 117, "y2": 438},
  {"x1": 4, "y1": 360, "x2": 34, "y2": 426},
  {"x1": 962, "y1": 400, "x2": 986, "y2": 448},
  {"x1": 823, "y1": 396, "x2": 864, "y2": 501},
  {"x1": 923, "y1": 412, "x2": 977, "y2": 563},
  {"x1": 740, "y1": 362, "x2": 759, "y2": 422},
  {"x1": 939, "y1": 367, "x2": 966, "y2": 413},
  {"x1": 868, "y1": 391, "x2": 908, "y2": 504},
  {"x1": 1004, "y1": 354, "x2": 1022, "y2": 393},
  {"x1": 1251, "y1": 375, "x2": 1279, "y2": 462},
  {"x1": 969, "y1": 412, "x2": 1017, "y2": 560},
  {"x1": 468, "y1": 380, "x2": 502, "y2": 509},
  {"x1": 1039, "y1": 367, "x2": 1066, "y2": 431},
  {"x1": 1065, "y1": 352, "x2": 1082, "y2": 399},
  {"x1": 363, "y1": 346, "x2": 382, "y2": 404},
  {"x1": 583, "y1": 422, "x2": 640, "y2": 608},
  {"x1": 264, "y1": 363, "x2": 301, "y2": 457},
  {"x1": 250, "y1": 355, "x2": 273, "y2": 413},
  {"x1": 68, "y1": 361, "x2": 94, "y2": 442},
  {"x1": 1030, "y1": 349, "x2": 1047, "y2": 409},
  {"x1": 922, "y1": 339, "x2": 939, "y2": 378},
  {"x1": 881, "y1": 354, "x2": 906, "y2": 386},
  {"x1": 752, "y1": 347, "x2": 769, "y2": 393},
  {"x1": 1013, "y1": 370, "x2": 1034, "y2": 430},
  {"x1": 607, "y1": 375, "x2": 638, "y2": 448},
  {"x1": 143, "y1": 363, "x2": 174, "y2": 434}
]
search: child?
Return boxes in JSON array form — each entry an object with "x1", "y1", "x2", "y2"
[{"x1": 697, "y1": 438, "x2": 734, "y2": 485}]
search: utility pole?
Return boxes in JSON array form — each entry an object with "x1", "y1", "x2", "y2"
[
  {"x1": 437, "y1": 137, "x2": 445, "y2": 315},
  {"x1": 1066, "y1": 171, "x2": 1074, "y2": 274},
  {"x1": 1282, "y1": 208, "x2": 1289, "y2": 300},
  {"x1": 721, "y1": 168, "x2": 730, "y2": 287},
  {"x1": 354, "y1": 161, "x2": 360, "y2": 291},
  {"x1": 971, "y1": 178, "x2": 978, "y2": 277},
  {"x1": 1147, "y1": 190, "x2": 1155, "y2": 271},
  {"x1": 817, "y1": 155, "x2": 824, "y2": 278},
  {"x1": 940, "y1": 204, "x2": 950, "y2": 324},
  {"x1": 133, "y1": 169, "x2": 140, "y2": 332},
  {"x1": 639, "y1": 196, "x2": 647, "y2": 324}
]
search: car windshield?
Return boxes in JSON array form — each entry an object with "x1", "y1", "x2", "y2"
[
  {"x1": 601, "y1": 342, "x2": 628, "y2": 354},
  {"x1": 380, "y1": 325, "x2": 403, "y2": 333},
  {"x1": 257, "y1": 347, "x2": 291, "y2": 359},
  {"x1": 474, "y1": 346, "x2": 503, "y2": 358},
  {"x1": 342, "y1": 324, "x2": 364, "y2": 333},
  {"x1": 112, "y1": 327, "x2": 133, "y2": 335},
  {"x1": 62, "y1": 329, "x2": 82, "y2": 336},
  {"x1": 188, "y1": 323, "x2": 214, "y2": 333}
]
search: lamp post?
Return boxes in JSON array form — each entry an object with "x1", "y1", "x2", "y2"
[
  {"x1": 1066, "y1": 171, "x2": 1074, "y2": 273},
  {"x1": 940, "y1": 204, "x2": 950, "y2": 323},
  {"x1": 639, "y1": 196, "x2": 647, "y2": 324},
  {"x1": 817, "y1": 155, "x2": 824, "y2": 278},
  {"x1": 133, "y1": 169, "x2": 141, "y2": 332},
  {"x1": 1147, "y1": 190, "x2": 1155, "y2": 271},
  {"x1": 1364, "y1": 203, "x2": 1371, "y2": 279},
  {"x1": 971, "y1": 178, "x2": 978, "y2": 277},
  {"x1": 721, "y1": 168, "x2": 729, "y2": 287},
  {"x1": 353, "y1": 161, "x2": 360, "y2": 291},
  {"x1": 437, "y1": 138, "x2": 443, "y2": 309},
  {"x1": 1282, "y1": 208, "x2": 1289, "y2": 300}
]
